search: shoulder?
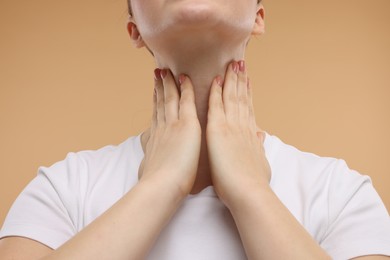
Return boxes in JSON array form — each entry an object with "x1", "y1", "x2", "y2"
[
  {"x1": 41, "y1": 134, "x2": 141, "y2": 173},
  {"x1": 265, "y1": 131, "x2": 373, "y2": 211},
  {"x1": 0, "y1": 134, "x2": 144, "y2": 249},
  {"x1": 264, "y1": 132, "x2": 390, "y2": 259},
  {"x1": 38, "y1": 134, "x2": 143, "y2": 186},
  {"x1": 37, "y1": 134, "x2": 144, "y2": 214},
  {"x1": 264, "y1": 132, "x2": 359, "y2": 186}
]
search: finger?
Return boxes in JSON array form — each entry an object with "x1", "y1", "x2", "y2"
[
  {"x1": 161, "y1": 69, "x2": 180, "y2": 123},
  {"x1": 237, "y1": 60, "x2": 249, "y2": 124},
  {"x1": 178, "y1": 75, "x2": 198, "y2": 120},
  {"x1": 154, "y1": 68, "x2": 165, "y2": 125},
  {"x1": 207, "y1": 76, "x2": 225, "y2": 123},
  {"x1": 223, "y1": 61, "x2": 239, "y2": 123}
]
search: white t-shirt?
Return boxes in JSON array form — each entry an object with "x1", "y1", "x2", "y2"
[{"x1": 1, "y1": 132, "x2": 390, "y2": 259}]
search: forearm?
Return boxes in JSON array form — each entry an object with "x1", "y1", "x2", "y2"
[
  {"x1": 228, "y1": 184, "x2": 331, "y2": 260},
  {"x1": 42, "y1": 178, "x2": 185, "y2": 260}
]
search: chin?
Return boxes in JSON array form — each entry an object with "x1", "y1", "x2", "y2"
[
  {"x1": 141, "y1": 1, "x2": 253, "y2": 53},
  {"x1": 171, "y1": 1, "x2": 222, "y2": 27}
]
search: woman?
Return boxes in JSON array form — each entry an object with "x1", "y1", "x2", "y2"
[{"x1": 0, "y1": 0, "x2": 390, "y2": 259}]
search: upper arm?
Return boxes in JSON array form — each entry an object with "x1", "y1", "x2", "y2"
[
  {"x1": 0, "y1": 237, "x2": 53, "y2": 260},
  {"x1": 0, "y1": 157, "x2": 79, "y2": 249},
  {"x1": 320, "y1": 160, "x2": 390, "y2": 259}
]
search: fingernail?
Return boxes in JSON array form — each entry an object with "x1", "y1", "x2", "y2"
[
  {"x1": 154, "y1": 68, "x2": 161, "y2": 81},
  {"x1": 239, "y1": 60, "x2": 246, "y2": 72},
  {"x1": 160, "y1": 69, "x2": 167, "y2": 79},
  {"x1": 179, "y1": 74, "x2": 186, "y2": 85},
  {"x1": 233, "y1": 61, "x2": 239, "y2": 74},
  {"x1": 216, "y1": 76, "x2": 223, "y2": 86}
]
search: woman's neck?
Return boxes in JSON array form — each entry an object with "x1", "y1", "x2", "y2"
[
  {"x1": 141, "y1": 38, "x2": 249, "y2": 194},
  {"x1": 134, "y1": 0, "x2": 264, "y2": 194},
  {"x1": 154, "y1": 41, "x2": 247, "y2": 129}
]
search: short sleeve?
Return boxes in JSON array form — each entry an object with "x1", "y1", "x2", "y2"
[
  {"x1": 320, "y1": 159, "x2": 390, "y2": 259},
  {"x1": 0, "y1": 154, "x2": 80, "y2": 249}
]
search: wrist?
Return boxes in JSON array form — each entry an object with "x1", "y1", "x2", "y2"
[
  {"x1": 137, "y1": 174, "x2": 190, "y2": 203},
  {"x1": 223, "y1": 181, "x2": 273, "y2": 213}
]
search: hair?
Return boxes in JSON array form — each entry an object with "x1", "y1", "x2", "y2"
[{"x1": 127, "y1": 0, "x2": 262, "y2": 16}]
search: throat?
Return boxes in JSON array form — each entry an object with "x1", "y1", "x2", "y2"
[
  {"x1": 189, "y1": 116, "x2": 213, "y2": 195},
  {"x1": 190, "y1": 148, "x2": 213, "y2": 195},
  {"x1": 147, "y1": 38, "x2": 249, "y2": 196}
]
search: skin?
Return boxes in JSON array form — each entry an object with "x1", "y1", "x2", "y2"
[
  {"x1": 130, "y1": 0, "x2": 266, "y2": 194},
  {"x1": 0, "y1": 0, "x2": 389, "y2": 259}
]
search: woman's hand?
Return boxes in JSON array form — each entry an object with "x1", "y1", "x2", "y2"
[
  {"x1": 138, "y1": 69, "x2": 201, "y2": 197},
  {"x1": 206, "y1": 61, "x2": 271, "y2": 208}
]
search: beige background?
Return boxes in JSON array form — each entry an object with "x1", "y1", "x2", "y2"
[{"x1": 1, "y1": 0, "x2": 389, "y2": 225}]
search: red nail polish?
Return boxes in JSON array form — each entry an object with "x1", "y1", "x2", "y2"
[
  {"x1": 239, "y1": 60, "x2": 246, "y2": 72},
  {"x1": 179, "y1": 74, "x2": 186, "y2": 85},
  {"x1": 216, "y1": 76, "x2": 223, "y2": 86},
  {"x1": 233, "y1": 62, "x2": 239, "y2": 74},
  {"x1": 160, "y1": 69, "x2": 167, "y2": 79},
  {"x1": 154, "y1": 68, "x2": 161, "y2": 80}
]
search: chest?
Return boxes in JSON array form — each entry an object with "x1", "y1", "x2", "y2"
[{"x1": 146, "y1": 196, "x2": 247, "y2": 260}]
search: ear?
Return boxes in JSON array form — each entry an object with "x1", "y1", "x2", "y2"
[
  {"x1": 252, "y1": 4, "x2": 265, "y2": 36},
  {"x1": 127, "y1": 22, "x2": 146, "y2": 48}
]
